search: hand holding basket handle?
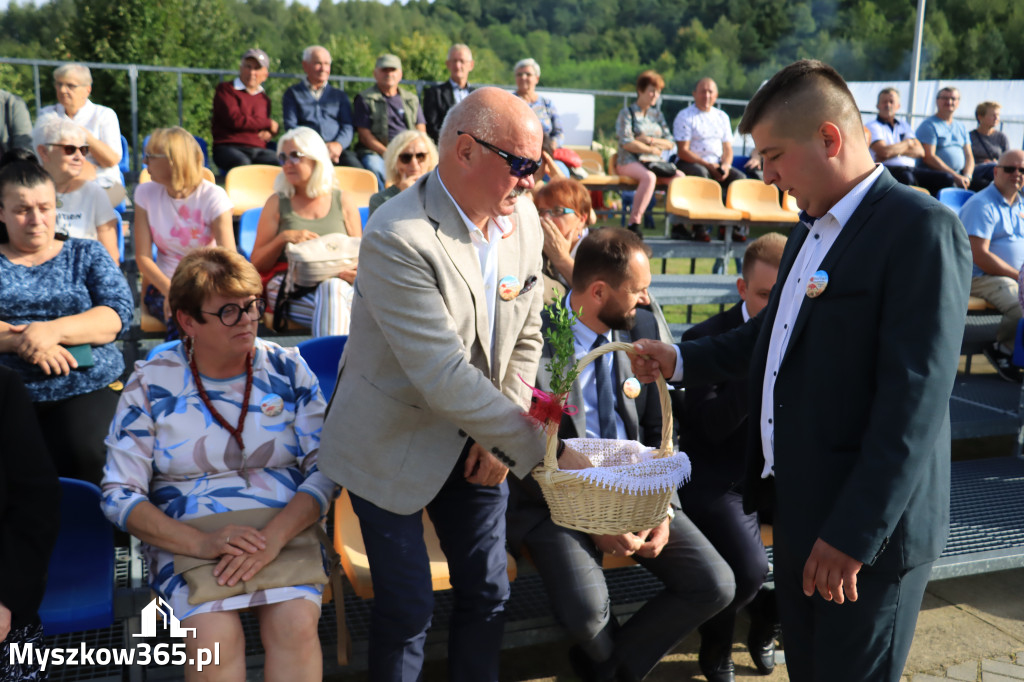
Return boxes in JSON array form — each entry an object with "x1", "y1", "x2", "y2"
[{"x1": 629, "y1": 339, "x2": 678, "y2": 383}]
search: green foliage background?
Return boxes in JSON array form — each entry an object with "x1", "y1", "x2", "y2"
[{"x1": 1, "y1": 0, "x2": 1021, "y2": 154}]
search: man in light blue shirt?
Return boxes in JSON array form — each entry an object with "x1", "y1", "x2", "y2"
[
  {"x1": 960, "y1": 149, "x2": 1024, "y2": 381},
  {"x1": 916, "y1": 87, "x2": 974, "y2": 190}
]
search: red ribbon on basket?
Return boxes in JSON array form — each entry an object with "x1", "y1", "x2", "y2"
[{"x1": 520, "y1": 375, "x2": 577, "y2": 426}]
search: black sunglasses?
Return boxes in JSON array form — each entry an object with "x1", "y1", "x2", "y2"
[
  {"x1": 50, "y1": 144, "x2": 89, "y2": 157},
  {"x1": 999, "y1": 165, "x2": 1024, "y2": 175},
  {"x1": 457, "y1": 130, "x2": 541, "y2": 178},
  {"x1": 200, "y1": 298, "x2": 267, "y2": 326},
  {"x1": 398, "y1": 151, "x2": 428, "y2": 164}
]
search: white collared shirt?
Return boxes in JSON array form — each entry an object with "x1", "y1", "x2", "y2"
[
  {"x1": 758, "y1": 164, "x2": 885, "y2": 477},
  {"x1": 566, "y1": 292, "x2": 628, "y2": 440},
  {"x1": 232, "y1": 77, "x2": 264, "y2": 94},
  {"x1": 741, "y1": 301, "x2": 751, "y2": 323},
  {"x1": 450, "y1": 79, "x2": 470, "y2": 104},
  {"x1": 39, "y1": 99, "x2": 122, "y2": 188},
  {"x1": 436, "y1": 170, "x2": 510, "y2": 350},
  {"x1": 307, "y1": 78, "x2": 327, "y2": 101}
]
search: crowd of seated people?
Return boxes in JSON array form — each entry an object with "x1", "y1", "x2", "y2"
[{"x1": 10, "y1": 51, "x2": 1024, "y2": 682}]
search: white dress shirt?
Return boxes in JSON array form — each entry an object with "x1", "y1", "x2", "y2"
[
  {"x1": 450, "y1": 79, "x2": 470, "y2": 104},
  {"x1": 567, "y1": 292, "x2": 628, "y2": 440},
  {"x1": 437, "y1": 170, "x2": 511, "y2": 350},
  {"x1": 758, "y1": 164, "x2": 885, "y2": 477}
]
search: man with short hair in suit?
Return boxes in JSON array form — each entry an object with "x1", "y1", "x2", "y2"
[
  {"x1": 423, "y1": 44, "x2": 475, "y2": 143},
  {"x1": 507, "y1": 227, "x2": 734, "y2": 682},
  {"x1": 678, "y1": 232, "x2": 786, "y2": 681},
  {"x1": 632, "y1": 60, "x2": 972, "y2": 681},
  {"x1": 319, "y1": 87, "x2": 590, "y2": 682}
]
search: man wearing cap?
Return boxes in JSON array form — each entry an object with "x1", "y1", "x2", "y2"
[
  {"x1": 211, "y1": 48, "x2": 280, "y2": 173},
  {"x1": 423, "y1": 44, "x2": 475, "y2": 143},
  {"x1": 352, "y1": 54, "x2": 427, "y2": 189},
  {"x1": 282, "y1": 45, "x2": 361, "y2": 168}
]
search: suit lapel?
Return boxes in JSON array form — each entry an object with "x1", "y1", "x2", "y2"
[
  {"x1": 491, "y1": 210, "x2": 522, "y2": 377},
  {"x1": 426, "y1": 174, "x2": 492, "y2": 368},
  {"x1": 443, "y1": 82, "x2": 455, "y2": 108},
  {"x1": 783, "y1": 170, "x2": 895, "y2": 364},
  {"x1": 612, "y1": 329, "x2": 639, "y2": 440}
]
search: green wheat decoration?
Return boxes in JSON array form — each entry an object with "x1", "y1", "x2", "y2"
[{"x1": 544, "y1": 292, "x2": 582, "y2": 396}]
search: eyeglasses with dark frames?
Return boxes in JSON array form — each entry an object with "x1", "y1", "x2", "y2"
[
  {"x1": 999, "y1": 165, "x2": 1024, "y2": 175},
  {"x1": 278, "y1": 150, "x2": 308, "y2": 165},
  {"x1": 50, "y1": 144, "x2": 89, "y2": 157},
  {"x1": 398, "y1": 151, "x2": 428, "y2": 164},
  {"x1": 457, "y1": 130, "x2": 541, "y2": 178},
  {"x1": 200, "y1": 298, "x2": 267, "y2": 326},
  {"x1": 537, "y1": 207, "x2": 576, "y2": 218}
]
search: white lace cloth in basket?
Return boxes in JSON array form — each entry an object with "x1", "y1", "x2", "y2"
[{"x1": 562, "y1": 438, "x2": 691, "y2": 495}]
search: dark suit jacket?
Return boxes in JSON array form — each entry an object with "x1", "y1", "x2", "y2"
[
  {"x1": 506, "y1": 307, "x2": 665, "y2": 550},
  {"x1": 423, "y1": 81, "x2": 473, "y2": 142},
  {"x1": 678, "y1": 303, "x2": 749, "y2": 494},
  {"x1": 679, "y1": 169, "x2": 971, "y2": 571}
]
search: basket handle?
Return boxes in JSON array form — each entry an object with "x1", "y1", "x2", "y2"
[{"x1": 541, "y1": 340, "x2": 673, "y2": 470}]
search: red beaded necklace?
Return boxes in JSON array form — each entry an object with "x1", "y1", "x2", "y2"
[{"x1": 186, "y1": 337, "x2": 255, "y2": 478}]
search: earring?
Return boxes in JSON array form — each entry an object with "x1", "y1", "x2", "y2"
[{"x1": 186, "y1": 336, "x2": 195, "y2": 364}]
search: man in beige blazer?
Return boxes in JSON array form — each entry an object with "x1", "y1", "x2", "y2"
[{"x1": 319, "y1": 87, "x2": 586, "y2": 681}]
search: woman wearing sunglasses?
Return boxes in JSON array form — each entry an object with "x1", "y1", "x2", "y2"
[
  {"x1": 368, "y1": 129, "x2": 438, "y2": 216},
  {"x1": 33, "y1": 115, "x2": 119, "y2": 262},
  {"x1": 250, "y1": 126, "x2": 361, "y2": 336},
  {"x1": 102, "y1": 246, "x2": 334, "y2": 681},
  {"x1": 135, "y1": 127, "x2": 235, "y2": 339},
  {"x1": 533, "y1": 177, "x2": 593, "y2": 297}
]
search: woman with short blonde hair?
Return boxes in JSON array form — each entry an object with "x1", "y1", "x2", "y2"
[{"x1": 369, "y1": 130, "x2": 438, "y2": 215}]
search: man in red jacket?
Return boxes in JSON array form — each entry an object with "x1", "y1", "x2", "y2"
[{"x1": 211, "y1": 48, "x2": 280, "y2": 173}]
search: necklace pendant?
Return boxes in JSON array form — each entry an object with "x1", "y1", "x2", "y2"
[{"x1": 241, "y1": 466, "x2": 251, "y2": 488}]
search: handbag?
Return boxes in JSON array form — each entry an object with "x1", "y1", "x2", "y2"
[
  {"x1": 173, "y1": 508, "x2": 327, "y2": 605},
  {"x1": 283, "y1": 233, "x2": 360, "y2": 295},
  {"x1": 628, "y1": 107, "x2": 676, "y2": 178}
]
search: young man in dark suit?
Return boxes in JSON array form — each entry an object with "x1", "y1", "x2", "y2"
[
  {"x1": 632, "y1": 60, "x2": 972, "y2": 681},
  {"x1": 422, "y1": 44, "x2": 475, "y2": 143},
  {"x1": 507, "y1": 228, "x2": 734, "y2": 682},
  {"x1": 678, "y1": 233, "x2": 785, "y2": 681}
]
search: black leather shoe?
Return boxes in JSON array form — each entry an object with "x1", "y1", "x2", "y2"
[
  {"x1": 568, "y1": 645, "x2": 619, "y2": 682},
  {"x1": 699, "y1": 653, "x2": 735, "y2": 682},
  {"x1": 746, "y1": 625, "x2": 776, "y2": 675}
]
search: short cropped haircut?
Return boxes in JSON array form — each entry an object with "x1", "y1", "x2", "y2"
[
  {"x1": 636, "y1": 70, "x2": 665, "y2": 93},
  {"x1": 438, "y1": 89, "x2": 501, "y2": 156},
  {"x1": 448, "y1": 44, "x2": 472, "y2": 60},
  {"x1": 169, "y1": 247, "x2": 263, "y2": 323},
  {"x1": 738, "y1": 59, "x2": 861, "y2": 140},
  {"x1": 572, "y1": 227, "x2": 652, "y2": 291},
  {"x1": 146, "y1": 127, "x2": 205, "y2": 195},
  {"x1": 53, "y1": 63, "x2": 91, "y2": 86},
  {"x1": 383, "y1": 130, "x2": 438, "y2": 186},
  {"x1": 975, "y1": 101, "x2": 1000, "y2": 122},
  {"x1": 302, "y1": 45, "x2": 329, "y2": 63},
  {"x1": 33, "y1": 114, "x2": 85, "y2": 151},
  {"x1": 514, "y1": 58, "x2": 540, "y2": 78},
  {"x1": 878, "y1": 87, "x2": 900, "y2": 100},
  {"x1": 937, "y1": 86, "x2": 959, "y2": 99},
  {"x1": 273, "y1": 126, "x2": 337, "y2": 198},
  {"x1": 533, "y1": 177, "x2": 591, "y2": 218},
  {"x1": 741, "y1": 232, "x2": 787, "y2": 280}
]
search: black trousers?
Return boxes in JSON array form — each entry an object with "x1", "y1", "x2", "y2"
[
  {"x1": 212, "y1": 143, "x2": 279, "y2": 173},
  {"x1": 35, "y1": 385, "x2": 121, "y2": 485}
]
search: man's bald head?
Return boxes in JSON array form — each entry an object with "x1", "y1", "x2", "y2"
[
  {"x1": 438, "y1": 87, "x2": 540, "y2": 158},
  {"x1": 739, "y1": 60, "x2": 864, "y2": 144},
  {"x1": 993, "y1": 149, "x2": 1024, "y2": 200}
]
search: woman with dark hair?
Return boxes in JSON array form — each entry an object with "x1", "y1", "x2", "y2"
[
  {"x1": 614, "y1": 70, "x2": 682, "y2": 237},
  {"x1": 0, "y1": 151, "x2": 133, "y2": 484}
]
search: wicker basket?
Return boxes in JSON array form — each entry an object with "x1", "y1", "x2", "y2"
[{"x1": 531, "y1": 340, "x2": 687, "y2": 535}]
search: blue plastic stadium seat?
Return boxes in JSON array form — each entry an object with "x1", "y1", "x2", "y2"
[
  {"x1": 147, "y1": 339, "x2": 182, "y2": 360},
  {"x1": 118, "y1": 135, "x2": 129, "y2": 174},
  {"x1": 1013, "y1": 318, "x2": 1024, "y2": 368},
  {"x1": 194, "y1": 135, "x2": 211, "y2": 169},
  {"x1": 238, "y1": 207, "x2": 261, "y2": 261},
  {"x1": 732, "y1": 154, "x2": 750, "y2": 171},
  {"x1": 297, "y1": 335, "x2": 348, "y2": 400},
  {"x1": 38, "y1": 478, "x2": 115, "y2": 635},
  {"x1": 359, "y1": 206, "x2": 369, "y2": 228},
  {"x1": 937, "y1": 187, "x2": 974, "y2": 212},
  {"x1": 115, "y1": 212, "x2": 124, "y2": 263}
]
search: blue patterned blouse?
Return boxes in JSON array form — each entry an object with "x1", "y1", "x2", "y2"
[
  {"x1": 522, "y1": 95, "x2": 564, "y2": 147},
  {"x1": 101, "y1": 339, "x2": 337, "y2": 617},
  {"x1": 0, "y1": 238, "x2": 133, "y2": 402}
]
